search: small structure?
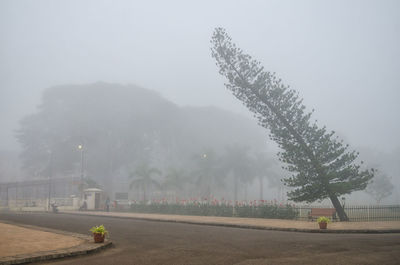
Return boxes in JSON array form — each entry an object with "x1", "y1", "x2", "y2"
[{"x1": 83, "y1": 188, "x2": 104, "y2": 210}]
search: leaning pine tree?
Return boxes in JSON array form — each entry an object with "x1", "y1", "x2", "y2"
[{"x1": 211, "y1": 28, "x2": 374, "y2": 221}]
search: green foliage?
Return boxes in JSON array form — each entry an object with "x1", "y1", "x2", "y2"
[
  {"x1": 16, "y1": 83, "x2": 266, "y2": 182},
  {"x1": 129, "y1": 201, "x2": 298, "y2": 220},
  {"x1": 210, "y1": 28, "x2": 374, "y2": 221},
  {"x1": 90, "y1": 225, "x2": 108, "y2": 236},
  {"x1": 221, "y1": 145, "x2": 255, "y2": 202},
  {"x1": 162, "y1": 167, "x2": 191, "y2": 199},
  {"x1": 366, "y1": 170, "x2": 394, "y2": 204},
  {"x1": 191, "y1": 149, "x2": 225, "y2": 198},
  {"x1": 317, "y1": 216, "x2": 331, "y2": 224},
  {"x1": 129, "y1": 163, "x2": 161, "y2": 202},
  {"x1": 78, "y1": 177, "x2": 102, "y2": 194}
]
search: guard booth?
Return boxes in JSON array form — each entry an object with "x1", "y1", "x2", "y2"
[{"x1": 83, "y1": 188, "x2": 104, "y2": 210}]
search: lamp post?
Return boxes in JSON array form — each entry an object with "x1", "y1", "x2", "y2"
[
  {"x1": 78, "y1": 144, "x2": 84, "y2": 199},
  {"x1": 47, "y1": 150, "x2": 53, "y2": 211}
]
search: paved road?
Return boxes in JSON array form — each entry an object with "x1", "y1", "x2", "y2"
[{"x1": 1, "y1": 212, "x2": 399, "y2": 265}]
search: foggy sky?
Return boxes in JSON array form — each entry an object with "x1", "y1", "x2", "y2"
[{"x1": 1, "y1": 0, "x2": 399, "y2": 152}]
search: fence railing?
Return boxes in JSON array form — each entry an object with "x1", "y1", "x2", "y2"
[
  {"x1": 294, "y1": 205, "x2": 400, "y2": 222},
  {"x1": 2, "y1": 197, "x2": 73, "y2": 208}
]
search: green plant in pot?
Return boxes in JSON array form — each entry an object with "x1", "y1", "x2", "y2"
[
  {"x1": 90, "y1": 225, "x2": 108, "y2": 243},
  {"x1": 317, "y1": 216, "x2": 331, "y2": 229}
]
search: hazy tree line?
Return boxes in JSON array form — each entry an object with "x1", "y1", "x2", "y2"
[
  {"x1": 128, "y1": 147, "x2": 282, "y2": 202},
  {"x1": 15, "y1": 82, "x2": 282, "y2": 201},
  {"x1": 7, "y1": 65, "x2": 399, "y2": 207}
]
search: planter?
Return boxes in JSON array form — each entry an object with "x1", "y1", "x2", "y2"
[
  {"x1": 318, "y1": 222, "x2": 328, "y2": 229},
  {"x1": 93, "y1": 233, "x2": 105, "y2": 243}
]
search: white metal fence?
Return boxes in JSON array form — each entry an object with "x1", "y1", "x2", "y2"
[{"x1": 295, "y1": 205, "x2": 400, "y2": 222}]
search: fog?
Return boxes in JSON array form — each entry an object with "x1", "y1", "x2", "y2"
[{"x1": 1, "y1": 0, "x2": 399, "y2": 204}]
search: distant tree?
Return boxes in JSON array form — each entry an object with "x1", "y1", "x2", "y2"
[
  {"x1": 162, "y1": 167, "x2": 190, "y2": 200},
  {"x1": 252, "y1": 152, "x2": 281, "y2": 200},
  {"x1": 192, "y1": 149, "x2": 224, "y2": 199},
  {"x1": 78, "y1": 177, "x2": 103, "y2": 195},
  {"x1": 211, "y1": 28, "x2": 374, "y2": 221},
  {"x1": 16, "y1": 83, "x2": 268, "y2": 187},
  {"x1": 129, "y1": 163, "x2": 161, "y2": 202},
  {"x1": 221, "y1": 145, "x2": 253, "y2": 202},
  {"x1": 366, "y1": 171, "x2": 394, "y2": 204},
  {"x1": 0, "y1": 150, "x2": 26, "y2": 182},
  {"x1": 15, "y1": 83, "x2": 165, "y2": 179}
]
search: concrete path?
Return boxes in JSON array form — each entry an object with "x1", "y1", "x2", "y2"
[
  {"x1": 0, "y1": 221, "x2": 111, "y2": 264},
  {"x1": 64, "y1": 210, "x2": 400, "y2": 233}
]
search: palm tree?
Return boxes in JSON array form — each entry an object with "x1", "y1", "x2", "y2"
[
  {"x1": 129, "y1": 163, "x2": 161, "y2": 202},
  {"x1": 222, "y1": 145, "x2": 253, "y2": 202},
  {"x1": 253, "y1": 153, "x2": 272, "y2": 200},
  {"x1": 162, "y1": 167, "x2": 189, "y2": 200},
  {"x1": 192, "y1": 149, "x2": 223, "y2": 199},
  {"x1": 253, "y1": 152, "x2": 284, "y2": 200}
]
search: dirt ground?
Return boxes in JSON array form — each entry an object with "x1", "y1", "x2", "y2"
[{"x1": 0, "y1": 222, "x2": 83, "y2": 257}]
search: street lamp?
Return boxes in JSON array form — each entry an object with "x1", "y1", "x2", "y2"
[
  {"x1": 78, "y1": 144, "x2": 84, "y2": 199},
  {"x1": 47, "y1": 150, "x2": 53, "y2": 211}
]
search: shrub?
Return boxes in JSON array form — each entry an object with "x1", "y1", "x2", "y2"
[
  {"x1": 90, "y1": 225, "x2": 108, "y2": 236},
  {"x1": 128, "y1": 199, "x2": 298, "y2": 220},
  {"x1": 317, "y1": 216, "x2": 331, "y2": 224}
]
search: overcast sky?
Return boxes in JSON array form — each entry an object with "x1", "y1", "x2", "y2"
[{"x1": 1, "y1": 0, "x2": 399, "y2": 152}]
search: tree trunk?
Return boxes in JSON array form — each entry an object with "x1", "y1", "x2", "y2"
[
  {"x1": 244, "y1": 183, "x2": 248, "y2": 201},
  {"x1": 206, "y1": 185, "x2": 211, "y2": 200},
  {"x1": 143, "y1": 183, "x2": 147, "y2": 203},
  {"x1": 259, "y1": 176, "x2": 263, "y2": 200},
  {"x1": 329, "y1": 195, "x2": 349, "y2": 221},
  {"x1": 233, "y1": 175, "x2": 238, "y2": 203}
]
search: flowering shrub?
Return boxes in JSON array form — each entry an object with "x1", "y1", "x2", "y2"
[{"x1": 128, "y1": 198, "x2": 298, "y2": 219}]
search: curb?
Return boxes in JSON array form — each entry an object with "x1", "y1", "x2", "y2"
[
  {"x1": 0, "y1": 221, "x2": 112, "y2": 265},
  {"x1": 62, "y1": 211, "x2": 400, "y2": 234}
]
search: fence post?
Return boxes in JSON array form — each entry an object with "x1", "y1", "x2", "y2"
[
  {"x1": 299, "y1": 206, "x2": 302, "y2": 220},
  {"x1": 6, "y1": 185, "x2": 9, "y2": 208},
  {"x1": 367, "y1": 205, "x2": 370, "y2": 222}
]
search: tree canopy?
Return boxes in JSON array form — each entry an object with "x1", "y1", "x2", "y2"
[
  {"x1": 366, "y1": 170, "x2": 394, "y2": 204},
  {"x1": 129, "y1": 163, "x2": 161, "y2": 202},
  {"x1": 16, "y1": 82, "x2": 269, "y2": 197},
  {"x1": 211, "y1": 28, "x2": 374, "y2": 221}
]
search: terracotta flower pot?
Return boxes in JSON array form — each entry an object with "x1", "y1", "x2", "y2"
[
  {"x1": 318, "y1": 222, "x2": 328, "y2": 229},
  {"x1": 93, "y1": 233, "x2": 105, "y2": 243}
]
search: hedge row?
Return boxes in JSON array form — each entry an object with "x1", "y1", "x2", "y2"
[{"x1": 128, "y1": 203, "x2": 298, "y2": 219}]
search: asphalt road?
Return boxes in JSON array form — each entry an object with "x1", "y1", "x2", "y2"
[{"x1": 1, "y1": 212, "x2": 399, "y2": 265}]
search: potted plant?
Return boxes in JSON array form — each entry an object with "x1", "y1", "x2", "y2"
[
  {"x1": 90, "y1": 225, "x2": 108, "y2": 243},
  {"x1": 317, "y1": 216, "x2": 331, "y2": 229}
]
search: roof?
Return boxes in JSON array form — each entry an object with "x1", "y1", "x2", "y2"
[{"x1": 84, "y1": 188, "x2": 103, "y2": 192}]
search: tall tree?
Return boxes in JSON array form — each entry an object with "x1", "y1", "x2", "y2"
[
  {"x1": 162, "y1": 167, "x2": 190, "y2": 200},
  {"x1": 192, "y1": 149, "x2": 223, "y2": 199},
  {"x1": 129, "y1": 163, "x2": 161, "y2": 202},
  {"x1": 252, "y1": 152, "x2": 280, "y2": 200},
  {"x1": 365, "y1": 170, "x2": 394, "y2": 204},
  {"x1": 222, "y1": 145, "x2": 253, "y2": 202},
  {"x1": 16, "y1": 82, "x2": 267, "y2": 186},
  {"x1": 211, "y1": 28, "x2": 374, "y2": 221}
]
